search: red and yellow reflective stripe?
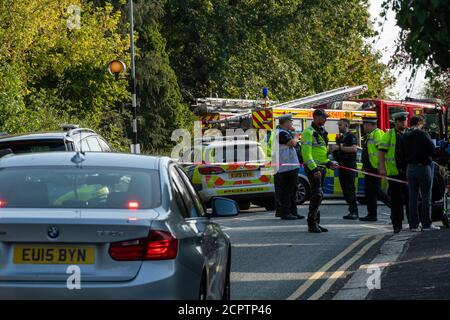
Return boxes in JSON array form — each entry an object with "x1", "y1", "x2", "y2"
[
  {"x1": 252, "y1": 110, "x2": 273, "y2": 130},
  {"x1": 200, "y1": 114, "x2": 219, "y2": 129}
]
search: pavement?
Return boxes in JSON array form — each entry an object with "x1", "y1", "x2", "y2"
[{"x1": 214, "y1": 200, "x2": 450, "y2": 300}]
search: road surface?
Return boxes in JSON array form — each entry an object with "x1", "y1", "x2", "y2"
[{"x1": 214, "y1": 200, "x2": 394, "y2": 300}]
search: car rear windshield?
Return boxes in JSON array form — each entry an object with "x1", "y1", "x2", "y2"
[
  {"x1": 210, "y1": 144, "x2": 266, "y2": 163},
  {"x1": 0, "y1": 139, "x2": 66, "y2": 153},
  {"x1": 0, "y1": 167, "x2": 161, "y2": 209}
]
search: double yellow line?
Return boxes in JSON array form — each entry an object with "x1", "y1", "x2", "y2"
[{"x1": 287, "y1": 234, "x2": 385, "y2": 300}]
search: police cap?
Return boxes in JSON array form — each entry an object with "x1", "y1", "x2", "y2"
[
  {"x1": 278, "y1": 113, "x2": 293, "y2": 124},
  {"x1": 391, "y1": 111, "x2": 409, "y2": 121},
  {"x1": 362, "y1": 117, "x2": 377, "y2": 124}
]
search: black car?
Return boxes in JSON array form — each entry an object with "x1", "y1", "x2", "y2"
[{"x1": 0, "y1": 125, "x2": 112, "y2": 154}]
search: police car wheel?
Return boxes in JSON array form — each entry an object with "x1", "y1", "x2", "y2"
[
  {"x1": 262, "y1": 200, "x2": 276, "y2": 211},
  {"x1": 296, "y1": 178, "x2": 310, "y2": 204},
  {"x1": 237, "y1": 201, "x2": 251, "y2": 211}
]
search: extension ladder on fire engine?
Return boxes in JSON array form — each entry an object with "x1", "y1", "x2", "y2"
[
  {"x1": 272, "y1": 85, "x2": 368, "y2": 109},
  {"x1": 195, "y1": 84, "x2": 369, "y2": 127},
  {"x1": 193, "y1": 97, "x2": 278, "y2": 115}
]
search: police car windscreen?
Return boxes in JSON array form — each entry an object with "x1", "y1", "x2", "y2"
[
  {"x1": 0, "y1": 140, "x2": 66, "y2": 153},
  {"x1": 0, "y1": 167, "x2": 161, "y2": 209}
]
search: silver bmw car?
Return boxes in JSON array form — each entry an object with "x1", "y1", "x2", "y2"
[{"x1": 0, "y1": 152, "x2": 237, "y2": 299}]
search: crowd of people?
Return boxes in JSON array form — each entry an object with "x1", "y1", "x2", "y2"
[{"x1": 272, "y1": 106, "x2": 443, "y2": 233}]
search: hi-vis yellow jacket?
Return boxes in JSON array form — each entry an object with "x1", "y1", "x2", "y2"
[
  {"x1": 378, "y1": 129, "x2": 399, "y2": 176},
  {"x1": 366, "y1": 128, "x2": 384, "y2": 169},
  {"x1": 301, "y1": 125, "x2": 330, "y2": 171}
]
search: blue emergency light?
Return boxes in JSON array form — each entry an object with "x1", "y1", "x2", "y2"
[{"x1": 262, "y1": 87, "x2": 269, "y2": 99}]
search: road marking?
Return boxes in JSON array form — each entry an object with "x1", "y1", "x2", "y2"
[
  {"x1": 231, "y1": 271, "x2": 347, "y2": 282},
  {"x1": 308, "y1": 234, "x2": 385, "y2": 300},
  {"x1": 333, "y1": 232, "x2": 416, "y2": 300},
  {"x1": 286, "y1": 235, "x2": 370, "y2": 300}
]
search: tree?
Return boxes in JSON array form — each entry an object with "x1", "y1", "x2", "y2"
[
  {"x1": 382, "y1": 0, "x2": 450, "y2": 71},
  {"x1": 131, "y1": 0, "x2": 193, "y2": 154},
  {"x1": 423, "y1": 70, "x2": 450, "y2": 104},
  {"x1": 0, "y1": 0, "x2": 131, "y2": 150},
  {"x1": 162, "y1": 0, "x2": 394, "y2": 102}
]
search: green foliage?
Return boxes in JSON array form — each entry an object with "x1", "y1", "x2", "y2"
[
  {"x1": 132, "y1": 0, "x2": 193, "y2": 154},
  {"x1": 423, "y1": 70, "x2": 450, "y2": 104},
  {"x1": 162, "y1": 0, "x2": 394, "y2": 101},
  {"x1": 1, "y1": 0, "x2": 397, "y2": 155},
  {"x1": 383, "y1": 0, "x2": 450, "y2": 71},
  {"x1": 0, "y1": 0, "x2": 131, "y2": 151}
]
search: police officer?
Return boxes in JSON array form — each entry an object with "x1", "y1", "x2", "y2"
[
  {"x1": 359, "y1": 117, "x2": 391, "y2": 222},
  {"x1": 301, "y1": 109, "x2": 338, "y2": 233},
  {"x1": 272, "y1": 114, "x2": 303, "y2": 220},
  {"x1": 330, "y1": 118, "x2": 358, "y2": 219},
  {"x1": 402, "y1": 116, "x2": 439, "y2": 231},
  {"x1": 378, "y1": 112, "x2": 409, "y2": 233}
]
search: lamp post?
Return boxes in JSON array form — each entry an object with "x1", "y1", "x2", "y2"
[
  {"x1": 128, "y1": 0, "x2": 139, "y2": 154},
  {"x1": 107, "y1": 1, "x2": 139, "y2": 154}
]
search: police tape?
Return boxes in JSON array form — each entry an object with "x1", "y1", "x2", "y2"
[
  {"x1": 337, "y1": 165, "x2": 408, "y2": 185},
  {"x1": 180, "y1": 161, "x2": 408, "y2": 184}
]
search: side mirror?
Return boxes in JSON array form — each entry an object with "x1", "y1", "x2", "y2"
[{"x1": 211, "y1": 197, "x2": 240, "y2": 217}]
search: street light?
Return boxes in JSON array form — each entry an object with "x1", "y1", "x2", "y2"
[
  {"x1": 107, "y1": 1, "x2": 139, "y2": 154},
  {"x1": 107, "y1": 60, "x2": 126, "y2": 79},
  {"x1": 128, "y1": 0, "x2": 139, "y2": 154}
]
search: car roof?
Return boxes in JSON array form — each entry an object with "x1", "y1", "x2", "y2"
[
  {"x1": 0, "y1": 132, "x2": 68, "y2": 142},
  {"x1": 0, "y1": 129, "x2": 98, "y2": 143},
  {"x1": 0, "y1": 152, "x2": 168, "y2": 170}
]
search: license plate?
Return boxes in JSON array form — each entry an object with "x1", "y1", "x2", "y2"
[
  {"x1": 229, "y1": 172, "x2": 254, "y2": 179},
  {"x1": 13, "y1": 245, "x2": 95, "y2": 264}
]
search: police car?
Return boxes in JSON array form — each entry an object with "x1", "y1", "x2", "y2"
[{"x1": 181, "y1": 136, "x2": 275, "y2": 211}]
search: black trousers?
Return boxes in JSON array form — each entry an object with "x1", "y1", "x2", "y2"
[
  {"x1": 365, "y1": 174, "x2": 391, "y2": 218},
  {"x1": 388, "y1": 174, "x2": 409, "y2": 229},
  {"x1": 339, "y1": 166, "x2": 358, "y2": 215},
  {"x1": 306, "y1": 168, "x2": 326, "y2": 226},
  {"x1": 274, "y1": 169, "x2": 298, "y2": 217}
]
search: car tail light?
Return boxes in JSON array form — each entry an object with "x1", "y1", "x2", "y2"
[
  {"x1": 109, "y1": 230, "x2": 178, "y2": 261},
  {"x1": 0, "y1": 200, "x2": 6, "y2": 207},
  {"x1": 109, "y1": 238, "x2": 146, "y2": 261},
  {"x1": 145, "y1": 231, "x2": 178, "y2": 260},
  {"x1": 198, "y1": 166, "x2": 224, "y2": 175}
]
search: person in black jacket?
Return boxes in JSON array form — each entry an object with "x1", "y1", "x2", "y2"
[
  {"x1": 402, "y1": 116, "x2": 439, "y2": 231},
  {"x1": 330, "y1": 119, "x2": 358, "y2": 219}
]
